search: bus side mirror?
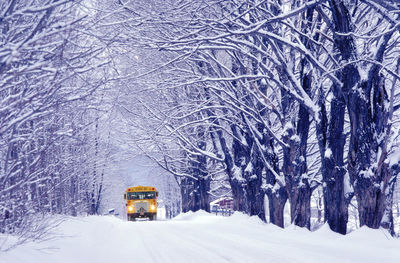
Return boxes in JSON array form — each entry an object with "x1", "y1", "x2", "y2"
[
  {"x1": 124, "y1": 193, "x2": 126, "y2": 200},
  {"x1": 156, "y1": 192, "x2": 158, "y2": 197}
]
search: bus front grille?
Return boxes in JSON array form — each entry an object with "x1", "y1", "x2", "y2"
[{"x1": 135, "y1": 202, "x2": 149, "y2": 213}]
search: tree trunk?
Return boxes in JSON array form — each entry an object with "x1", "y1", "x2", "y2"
[
  {"x1": 265, "y1": 133, "x2": 287, "y2": 227},
  {"x1": 283, "y1": 71, "x2": 311, "y2": 229},
  {"x1": 316, "y1": 0, "x2": 359, "y2": 234},
  {"x1": 347, "y1": 77, "x2": 390, "y2": 229},
  {"x1": 328, "y1": 0, "x2": 397, "y2": 233},
  {"x1": 322, "y1": 88, "x2": 349, "y2": 234},
  {"x1": 267, "y1": 190, "x2": 287, "y2": 228},
  {"x1": 180, "y1": 168, "x2": 210, "y2": 213},
  {"x1": 231, "y1": 123, "x2": 252, "y2": 214},
  {"x1": 196, "y1": 177, "x2": 210, "y2": 212},
  {"x1": 230, "y1": 178, "x2": 247, "y2": 212},
  {"x1": 246, "y1": 149, "x2": 266, "y2": 221}
]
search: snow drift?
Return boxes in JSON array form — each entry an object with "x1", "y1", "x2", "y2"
[{"x1": 1, "y1": 211, "x2": 399, "y2": 263}]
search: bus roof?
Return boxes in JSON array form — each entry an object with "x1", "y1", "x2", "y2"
[{"x1": 126, "y1": 186, "x2": 157, "y2": 192}]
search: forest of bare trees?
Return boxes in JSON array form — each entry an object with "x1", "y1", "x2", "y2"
[{"x1": 1, "y1": 0, "x2": 400, "y2": 241}]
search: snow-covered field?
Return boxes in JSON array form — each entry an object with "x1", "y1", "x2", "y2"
[{"x1": 1, "y1": 211, "x2": 399, "y2": 263}]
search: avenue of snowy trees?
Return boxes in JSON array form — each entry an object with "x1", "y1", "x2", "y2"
[
  {"x1": 1, "y1": 0, "x2": 400, "y2": 241},
  {"x1": 114, "y1": 0, "x2": 400, "y2": 236}
]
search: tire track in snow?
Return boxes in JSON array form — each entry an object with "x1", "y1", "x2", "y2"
[
  {"x1": 165, "y1": 221, "x2": 292, "y2": 263},
  {"x1": 132, "y1": 221, "x2": 230, "y2": 263}
]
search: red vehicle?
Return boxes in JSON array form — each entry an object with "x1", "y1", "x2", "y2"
[{"x1": 210, "y1": 197, "x2": 234, "y2": 216}]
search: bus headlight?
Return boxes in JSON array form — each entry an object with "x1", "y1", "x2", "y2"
[
  {"x1": 128, "y1": 206, "x2": 134, "y2": 212},
  {"x1": 150, "y1": 205, "x2": 155, "y2": 211}
]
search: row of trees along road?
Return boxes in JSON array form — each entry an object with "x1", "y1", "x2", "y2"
[
  {"x1": 0, "y1": 0, "x2": 119, "y2": 242},
  {"x1": 110, "y1": 0, "x2": 400, "y2": 236}
]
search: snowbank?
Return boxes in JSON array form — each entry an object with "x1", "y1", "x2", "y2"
[{"x1": 1, "y1": 211, "x2": 399, "y2": 263}]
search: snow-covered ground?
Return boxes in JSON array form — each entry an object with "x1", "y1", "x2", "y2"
[{"x1": 1, "y1": 211, "x2": 399, "y2": 263}]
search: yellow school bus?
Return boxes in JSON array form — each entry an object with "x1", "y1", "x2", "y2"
[{"x1": 124, "y1": 186, "x2": 158, "y2": 221}]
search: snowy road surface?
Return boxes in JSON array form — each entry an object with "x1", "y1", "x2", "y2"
[{"x1": 1, "y1": 211, "x2": 400, "y2": 263}]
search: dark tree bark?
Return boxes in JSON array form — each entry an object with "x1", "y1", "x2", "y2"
[
  {"x1": 246, "y1": 123, "x2": 267, "y2": 222},
  {"x1": 328, "y1": 0, "x2": 397, "y2": 234},
  {"x1": 320, "y1": 85, "x2": 348, "y2": 234},
  {"x1": 283, "y1": 66, "x2": 312, "y2": 229},
  {"x1": 265, "y1": 134, "x2": 287, "y2": 228},
  {"x1": 180, "y1": 175, "x2": 210, "y2": 213},
  {"x1": 314, "y1": 0, "x2": 361, "y2": 234},
  {"x1": 347, "y1": 72, "x2": 390, "y2": 230}
]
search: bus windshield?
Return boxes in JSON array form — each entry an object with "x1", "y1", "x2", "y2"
[{"x1": 128, "y1": 191, "x2": 156, "y2": 200}]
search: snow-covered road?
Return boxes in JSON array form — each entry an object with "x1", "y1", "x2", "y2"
[{"x1": 1, "y1": 211, "x2": 400, "y2": 263}]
